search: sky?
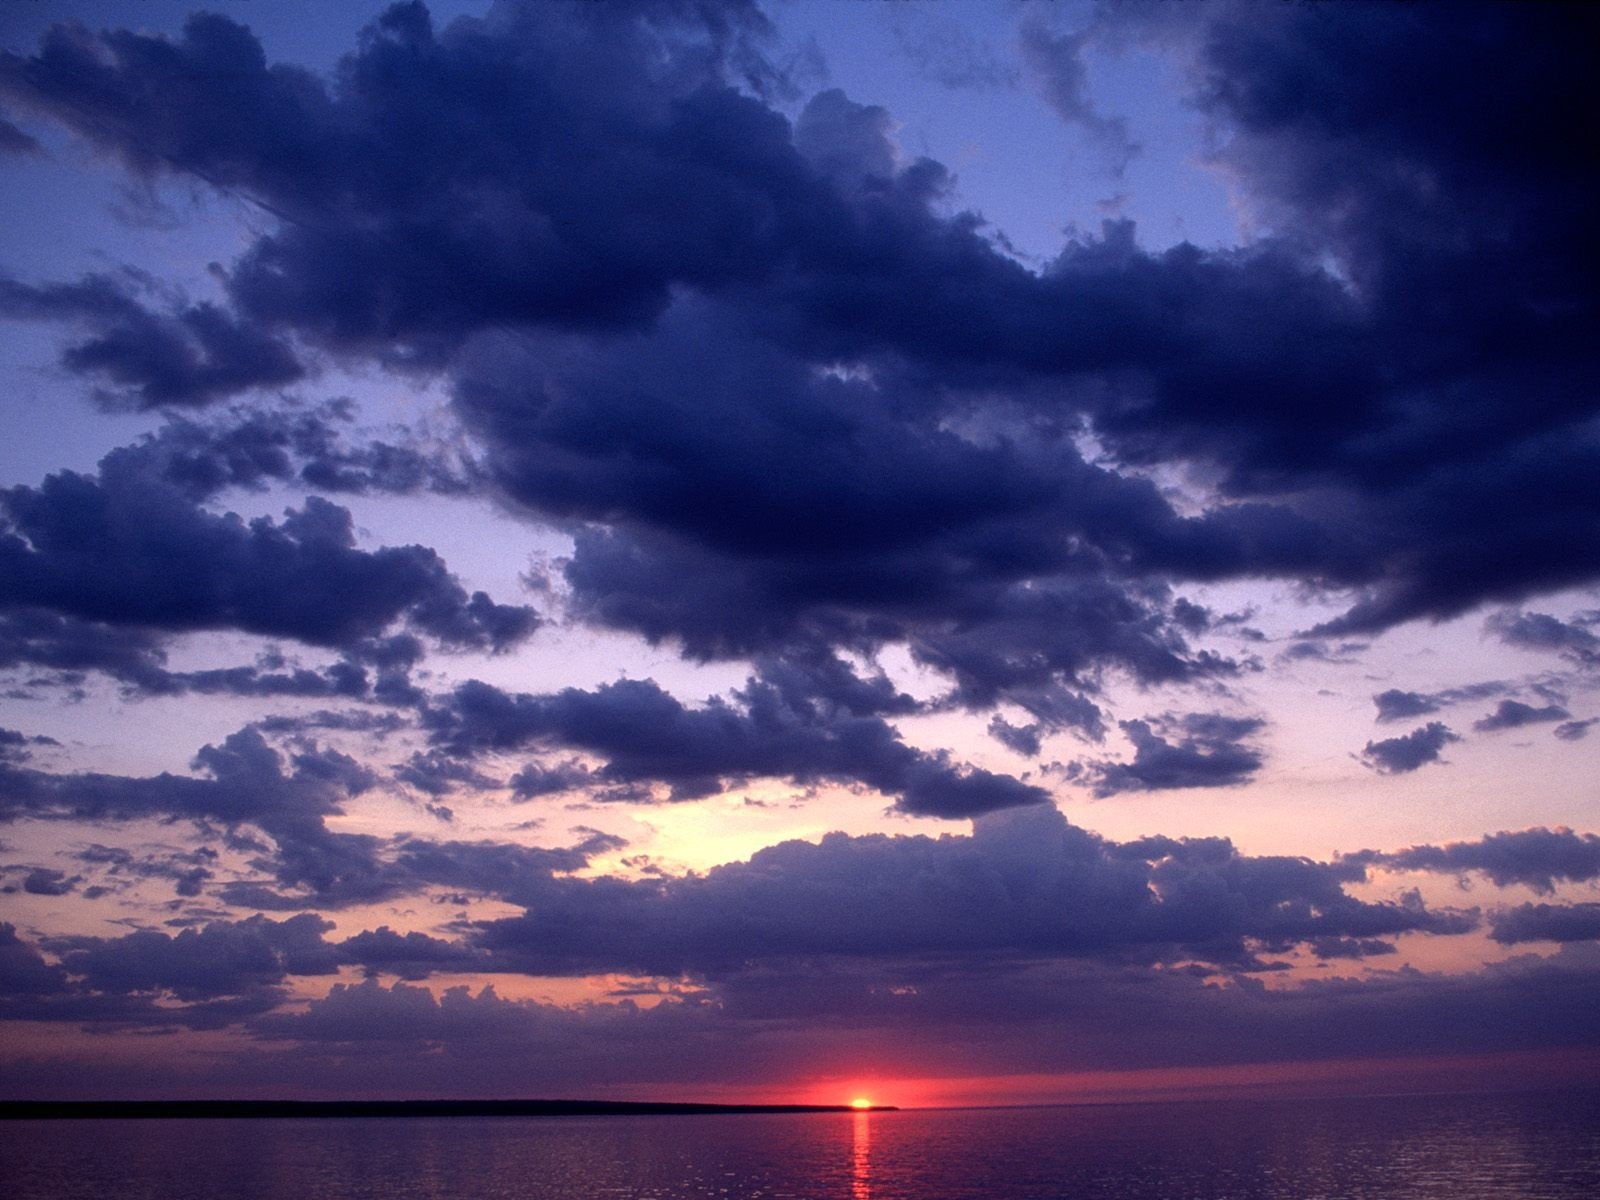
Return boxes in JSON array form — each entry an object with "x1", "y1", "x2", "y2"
[{"x1": 0, "y1": 0, "x2": 1596, "y2": 1108}]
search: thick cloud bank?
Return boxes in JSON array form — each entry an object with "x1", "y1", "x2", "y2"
[{"x1": 1, "y1": 0, "x2": 1598, "y2": 1100}]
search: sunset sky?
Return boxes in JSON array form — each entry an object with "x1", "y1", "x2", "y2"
[{"x1": 0, "y1": 0, "x2": 1597, "y2": 1108}]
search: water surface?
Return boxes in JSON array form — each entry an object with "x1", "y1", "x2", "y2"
[{"x1": 4, "y1": 1088, "x2": 1598, "y2": 1199}]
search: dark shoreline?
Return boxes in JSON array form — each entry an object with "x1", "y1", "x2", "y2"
[{"x1": 0, "y1": 1099, "x2": 898, "y2": 1121}]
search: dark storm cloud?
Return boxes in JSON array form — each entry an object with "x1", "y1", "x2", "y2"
[
  {"x1": 1491, "y1": 904, "x2": 1600, "y2": 946},
  {"x1": 1473, "y1": 699, "x2": 1571, "y2": 733},
  {"x1": 3, "y1": 0, "x2": 1600, "y2": 1099},
  {"x1": 128, "y1": 636, "x2": 428, "y2": 709},
  {"x1": 459, "y1": 308, "x2": 1290, "y2": 696},
  {"x1": 1358, "y1": 722, "x2": 1459, "y2": 775},
  {"x1": 0, "y1": 2, "x2": 786, "y2": 361},
  {"x1": 0, "y1": 982, "x2": 285, "y2": 1032},
  {"x1": 6, "y1": 0, "x2": 1583, "y2": 659},
  {"x1": 1071, "y1": 712, "x2": 1264, "y2": 797},
  {"x1": 0, "y1": 272, "x2": 302, "y2": 409},
  {"x1": 0, "y1": 802, "x2": 1479, "y2": 1032},
  {"x1": 10, "y1": 738, "x2": 382, "y2": 905},
  {"x1": 1344, "y1": 828, "x2": 1600, "y2": 895},
  {"x1": 1178, "y1": 2, "x2": 1600, "y2": 632},
  {"x1": 0, "y1": 441, "x2": 535, "y2": 653},
  {"x1": 4, "y1": 1, "x2": 1592, "y2": 665},
  {"x1": 423, "y1": 666, "x2": 1049, "y2": 819},
  {"x1": 987, "y1": 715, "x2": 1045, "y2": 757},
  {"x1": 136, "y1": 658, "x2": 372, "y2": 704}
]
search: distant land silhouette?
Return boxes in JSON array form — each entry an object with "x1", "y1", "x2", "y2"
[{"x1": 0, "y1": 1099, "x2": 899, "y2": 1120}]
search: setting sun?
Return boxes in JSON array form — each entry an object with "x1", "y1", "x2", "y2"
[{"x1": 850, "y1": 1098, "x2": 872, "y2": 1110}]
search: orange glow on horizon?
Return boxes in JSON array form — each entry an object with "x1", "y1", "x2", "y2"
[{"x1": 850, "y1": 1097, "x2": 872, "y2": 1109}]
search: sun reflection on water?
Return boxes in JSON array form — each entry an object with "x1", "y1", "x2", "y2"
[{"x1": 851, "y1": 1109, "x2": 872, "y2": 1199}]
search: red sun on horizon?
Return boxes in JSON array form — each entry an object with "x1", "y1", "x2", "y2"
[{"x1": 850, "y1": 1097, "x2": 873, "y2": 1110}]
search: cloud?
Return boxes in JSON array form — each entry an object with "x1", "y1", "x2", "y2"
[
  {"x1": 1358, "y1": 723, "x2": 1459, "y2": 774},
  {"x1": 52, "y1": 913, "x2": 338, "y2": 1000},
  {"x1": 1, "y1": 4, "x2": 784, "y2": 362},
  {"x1": 0, "y1": 609, "x2": 173, "y2": 689},
  {"x1": 457, "y1": 306, "x2": 1276, "y2": 709},
  {"x1": 0, "y1": 272, "x2": 302, "y2": 409},
  {"x1": 0, "y1": 727, "x2": 386, "y2": 908},
  {"x1": 507, "y1": 759, "x2": 593, "y2": 800},
  {"x1": 37, "y1": 806, "x2": 1600, "y2": 1097},
  {"x1": 1486, "y1": 610, "x2": 1600, "y2": 666},
  {"x1": 0, "y1": 110, "x2": 40, "y2": 157},
  {"x1": 113, "y1": 403, "x2": 478, "y2": 503},
  {"x1": 1554, "y1": 719, "x2": 1596, "y2": 742},
  {"x1": 0, "y1": 726, "x2": 57, "y2": 764},
  {"x1": 2, "y1": 865, "x2": 79, "y2": 896},
  {"x1": 466, "y1": 806, "x2": 1468, "y2": 978},
  {"x1": 1491, "y1": 904, "x2": 1600, "y2": 946},
  {"x1": 887, "y1": 7, "x2": 1018, "y2": 91},
  {"x1": 224, "y1": 952, "x2": 1600, "y2": 1093},
  {"x1": 1018, "y1": 18, "x2": 1137, "y2": 175},
  {"x1": 0, "y1": 923, "x2": 68, "y2": 997},
  {"x1": 72, "y1": 843, "x2": 217, "y2": 899},
  {"x1": 1473, "y1": 699, "x2": 1571, "y2": 733},
  {"x1": 3, "y1": 0, "x2": 1600, "y2": 1102},
  {"x1": 0, "y1": 441, "x2": 535, "y2": 654},
  {"x1": 0, "y1": 717, "x2": 622, "y2": 911},
  {"x1": 1072, "y1": 712, "x2": 1265, "y2": 797},
  {"x1": 423, "y1": 664, "x2": 1050, "y2": 819},
  {"x1": 1371, "y1": 681, "x2": 1512, "y2": 724},
  {"x1": 1307, "y1": 937, "x2": 1398, "y2": 961},
  {"x1": 393, "y1": 752, "x2": 501, "y2": 799},
  {"x1": 1278, "y1": 640, "x2": 1367, "y2": 665},
  {"x1": 7, "y1": 0, "x2": 1595, "y2": 658},
  {"x1": 1344, "y1": 828, "x2": 1600, "y2": 894},
  {"x1": 219, "y1": 831, "x2": 613, "y2": 914},
  {"x1": 2, "y1": 806, "x2": 1477, "y2": 1011},
  {"x1": 1372, "y1": 689, "x2": 1443, "y2": 723}
]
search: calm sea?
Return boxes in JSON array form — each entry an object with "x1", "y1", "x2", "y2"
[{"x1": 4, "y1": 1089, "x2": 1599, "y2": 1199}]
